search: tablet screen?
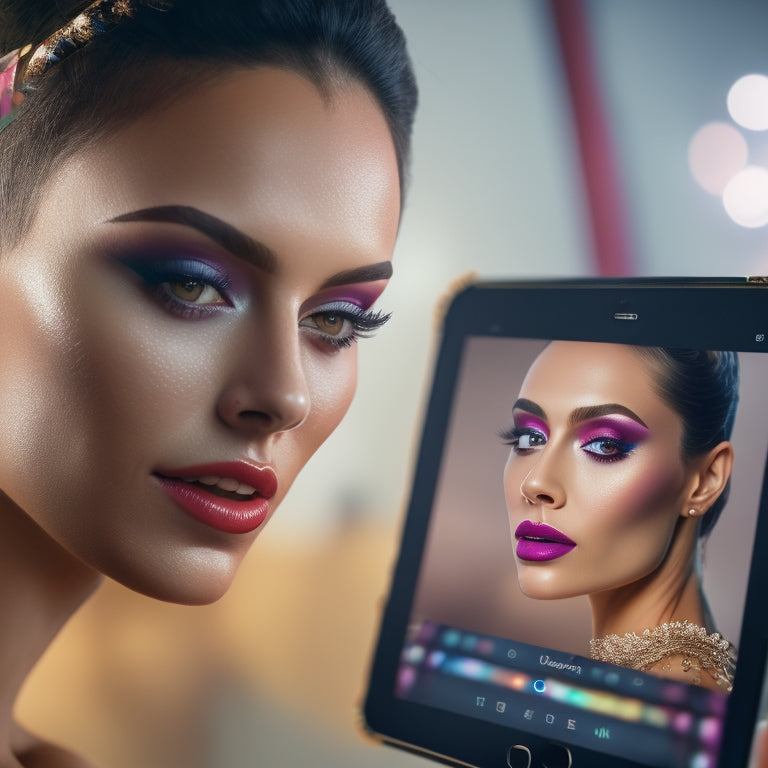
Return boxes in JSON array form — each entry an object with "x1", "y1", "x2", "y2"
[
  {"x1": 396, "y1": 337, "x2": 766, "y2": 767},
  {"x1": 366, "y1": 282, "x2": 768, "y2": 768}
]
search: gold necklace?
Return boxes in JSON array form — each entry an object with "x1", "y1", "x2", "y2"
[{"x1": 589, "y1": 620, "x2": 734, "y2": 691}]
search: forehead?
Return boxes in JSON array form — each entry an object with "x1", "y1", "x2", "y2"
[
  {"x1": 519, "y1": 341, "x2": 669, "y2": 420},
  {"x1": 34, "y1": 66, "x2": 400, "y2": 262}
]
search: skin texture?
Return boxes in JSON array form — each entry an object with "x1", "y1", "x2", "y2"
[
  {"x1": 503, "y1": 342, "x2": 733, "y2": 685},
  {"x1": 0, "y1": 66, "x2": 400, "y2": 766}
]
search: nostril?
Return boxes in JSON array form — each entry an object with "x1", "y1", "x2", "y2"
[
  {"x1": 236, "y1": 409, "x2": 274, "y2": 424},
  {"x1": 536, "y1": 493, "x2": 556, "y2": 505},
  {"x1": 216, "y1": 380, "x2": 310, "y2": 435},
  {"x1": 233, "y1": 403, "x2": 306, "y2": 432}
]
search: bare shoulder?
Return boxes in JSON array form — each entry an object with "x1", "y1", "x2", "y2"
[{"x1": 10, "y1": 724, "x2": 95, "y2": 768}]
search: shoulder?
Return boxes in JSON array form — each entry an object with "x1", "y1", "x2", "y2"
[{"x1": 11, "y1": 723, "x2": 95, "y2": 768}]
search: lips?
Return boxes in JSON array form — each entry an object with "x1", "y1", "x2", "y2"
[
  {"x1": 514, "y1": 520, "x2": 576, "y2": 562},
  {"x1": 154, "y1": 461, "x2": 278, "y2": 535}
]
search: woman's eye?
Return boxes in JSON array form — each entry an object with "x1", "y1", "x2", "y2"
[
  {"x1": 300, "y1": 302, "x2": 391, "y2": 349},
  {"x1": 581, "y1": 437, "x2": 634, "y2": 462},
  {"x1": 500, "y1": 427, "x2": 548, "y2": 452},
  {"x1": 166, "y1": 278, "x2": 226, "y2": 305},
  {"x1": 311, "y1": 311, "x2": 346, "y2": 337},
  {"x1": 518, "y1": 432, "x2": 546, "y2": 449},
  {"x1": 119, "y1": 255, "x2": 233, "y2": 319},
  {"x1": 301, "y1": 310, "x2": 354, "y2": 346}
]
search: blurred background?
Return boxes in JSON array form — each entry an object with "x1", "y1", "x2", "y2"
[{"x1": 16, "y1": 1, "x2": 768, "y2": 765}]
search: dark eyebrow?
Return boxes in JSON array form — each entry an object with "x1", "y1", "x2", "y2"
[
  {"x1": 568, "y1": 404, "x2": 648, "y2": 428},
  {"x1": 108, "y1": 205, "x2": 278, "y2": 274},
  {"x1": 319, "y1": 261, "x2": 393, "y2": 288},
  {"x1": 512, "y1": 398, "x2": 547, "y2": 420}
]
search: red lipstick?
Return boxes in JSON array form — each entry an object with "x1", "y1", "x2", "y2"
[
  {"x1": 154, "y1": 462, "x2": 278, "y2": 534},
  {"x1": 515, "y1": 520, "x2": 576, "y2": 562}
]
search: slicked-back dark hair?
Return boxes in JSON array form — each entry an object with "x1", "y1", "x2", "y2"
[
  {"x1": 635, "y1": 348, "x2": 740, "y2": 539},
  {"x1": 0, "y1": 0, "x2": 417, "y2": 249}
]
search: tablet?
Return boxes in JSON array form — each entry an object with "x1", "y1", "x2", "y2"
[{"x1": 363, "y1": 278, "x2": 768, "y2": 768}]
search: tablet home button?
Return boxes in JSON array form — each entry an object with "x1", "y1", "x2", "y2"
[
  {"x1": 539, "y1": 742, "x2": 572, "y2": 767},
  {"x1": 507, "y1": 744, "x2": 532, "y2": 768}
]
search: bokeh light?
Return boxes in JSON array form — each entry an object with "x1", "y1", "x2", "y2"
[
  {"x1": 722, "y1": 165, "x2": 768, "y2": 228},
  {"x1": 688, "y1": 122, "x2": 748, "y2": 194},
  {"x1": 727, "y1": 74, "x2": 768, "y2": 131}
]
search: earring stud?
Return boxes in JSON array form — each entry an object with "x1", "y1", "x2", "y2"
[{"x1": 688, "y1": 508, "x2": 696, "y2": 517}]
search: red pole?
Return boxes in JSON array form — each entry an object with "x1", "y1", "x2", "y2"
[{"x1": 549, "y1": 0, "x2": 635, "y2": 276}]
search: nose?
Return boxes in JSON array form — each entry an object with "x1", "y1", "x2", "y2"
[
  {"x1": 216, "y1": 323, "x2": 310, "y2": 437},
  {"x1": 517, "y1": 450, "x2": 566, "y2": 509}
]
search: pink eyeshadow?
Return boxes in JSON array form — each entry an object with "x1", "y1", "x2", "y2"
[
  {"x1": 305, "y1": 280, "x2": 388, "y2": 311},
  {"x1": 577, "y1": 416, "x2": 650, "y2": 446},
  {"x1": 513, "y1": 414, "x2": 550, "y2": 438}
]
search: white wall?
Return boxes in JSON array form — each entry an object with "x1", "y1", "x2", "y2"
[{"x1": 271, "y1": 0, "x2": 590, "y2": 542}]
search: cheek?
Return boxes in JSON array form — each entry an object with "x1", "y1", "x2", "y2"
[
  {"x1": 503, "y1": 455, "x2": 523, "y2": 512},
  {"x1": 269, "y1": 347, "x2": 357, "y2": 507},
  {"x1": 303, "y1": 347, "x2": 358, "y2": 447},
  {"x1": 0, "y1": 255, "x2": 215, "y2": 520},
  {"x1": 586, "y1": 458, "x2": 684, "y2": 528},
  {"x1": 0, "y1": 264, "x2": 91, "y2": 510}
]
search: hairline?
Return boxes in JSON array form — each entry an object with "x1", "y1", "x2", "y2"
[{"x1": 1, "y1": 56, "x2": 399, "y2": 252}]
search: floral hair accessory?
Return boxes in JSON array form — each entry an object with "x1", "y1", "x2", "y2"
[
  {"x1": 24, "y1": 0, "x2": 136, "y2": 79},
  {"x1": 0, "y1": 48, "x2": 28, "y2": 132},
  {"x1": 0, "y1": 0, "x2": 144, "y2": 134}
]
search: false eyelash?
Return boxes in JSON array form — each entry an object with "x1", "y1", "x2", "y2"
[
  {"x1": 498, "y1": 425, "x2": 522, "y2": 445},
  {"x1": 320, "y1": 308, "x2": 393, "y2": 348},
  {"x1": 350, "y1": 308, "x2": 392, "y2": 336},
  {"x1": 498, "y1": 426, "x2": 549, "y2": 454}
]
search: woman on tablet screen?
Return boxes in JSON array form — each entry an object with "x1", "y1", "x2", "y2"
[
  {"x1": 502, "y1": 342, "x2": 738, "y2": 691},
  {"x1": 0, "y1": 0, "x2": 415, "y2": 763}
]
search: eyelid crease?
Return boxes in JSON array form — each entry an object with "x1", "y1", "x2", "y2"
[
  {"x1": 122, "y1": 256, "x2": 233, "y2": 292},
  {"x1": 300, "y1": 279, "x2": 390, "y2": 318},
  {"x1": 511, "y1": 411, "x2": 550, "y2": 439},
  {"x1": 303, "y1": 300, "x2": 390, "y2": 324}
]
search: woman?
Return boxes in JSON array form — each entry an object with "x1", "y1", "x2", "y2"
[
  {"x1": 502, "y1": 341, "x2": 738, "y2": 691},
  {"x1": 0, "y1": 0, "x2": 416, "y2": 765}
]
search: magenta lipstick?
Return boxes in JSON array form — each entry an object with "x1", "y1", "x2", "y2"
[{"x1": 515, "y1": 520, "x2": 576, "y2": 562}]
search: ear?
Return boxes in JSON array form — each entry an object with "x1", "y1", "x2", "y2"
[{"x1": 681, "y1": 441, "x2": 735, "y2": 518}]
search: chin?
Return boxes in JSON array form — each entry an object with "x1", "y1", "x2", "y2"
[
  {"x1": 517, "y1": 573, "x2": 580, "y2": 602},
  {"x1": 102, "y1": 546, "x2": 241, "y2": 606}
]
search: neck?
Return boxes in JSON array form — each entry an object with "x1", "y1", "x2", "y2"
[
  {"x1": 589, "y1": 519, "x2": 704, "y2": 639},
  {"x1": 0, "y1": 492, "x2": 101, "y2": 760}
]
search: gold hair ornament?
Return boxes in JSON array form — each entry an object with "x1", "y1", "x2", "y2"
[{"x1": 0, "y1": 0, "x2": 170, "y2": 133}]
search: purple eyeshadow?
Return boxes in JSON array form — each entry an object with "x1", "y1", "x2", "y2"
[
  {"x1": 577, "y1": 415, "x2": 650, "y2": 446},
  {"x1": 513, "y1": 414, "x2": 550, "y2": 438},
  {"x1": 308, "y1": 281, "x2": 388, "y2": 312}
]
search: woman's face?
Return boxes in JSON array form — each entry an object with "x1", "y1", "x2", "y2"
[
  {"x1": 503, "y1": 342, "x2": 696, "y2": 601},
  {"x1": 0, "y1": 67, "x2": 400, "y2": 603}
]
